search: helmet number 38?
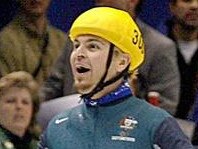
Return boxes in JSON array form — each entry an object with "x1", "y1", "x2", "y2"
[{"x1": 132, "y1": 29, "x2": 144, "y2": 53}]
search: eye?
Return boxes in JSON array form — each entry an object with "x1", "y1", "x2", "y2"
[
  {"x1": 73, "y1": 42, "x2": 80, "y2": 50},
  {"x1": 4, "y1": 97, "x2": 15, "y2": 104},
  {"x1": 21, "y1": 98, "x2": 32, "y2": 105},
  {"x1": 87, "y1": 43, "x2": 101, "y2": 51}
]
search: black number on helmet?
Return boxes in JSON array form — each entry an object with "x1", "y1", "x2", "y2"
[
  {"x1": 132, "y1": 29, "x2": 144, "y2": 53},
  {"x1": 132, "y1": 29, "x2": 138, "y2": 45},
  {"x1": 138, "y1": 36, "x2": 144, "y2": 50}
]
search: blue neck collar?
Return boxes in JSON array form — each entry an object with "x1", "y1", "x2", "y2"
[{"x1": 83, "y1": 82, "x2": 133, "y2": 106}]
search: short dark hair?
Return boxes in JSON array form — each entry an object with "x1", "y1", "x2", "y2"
[
  {"x1": 169, "y1": 0, "x2": 177, "y2": 4},
  {"x1": 136, "y1": 0, "x2": 144, "y2": 14}
]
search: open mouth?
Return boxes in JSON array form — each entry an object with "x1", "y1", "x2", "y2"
[
  {"x1": 15, "y1": 115, "x2": 24, "y2": 120},
  {"x1": 76, "y1": 66, "x2": 90, "y2": 73},
  {"x1": 186, "y1": 13, "x2": 197, "y2": 20}
]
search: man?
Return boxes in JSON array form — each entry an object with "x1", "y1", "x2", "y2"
[
  {"x1": 168, "y1": 0, "x2": 198, "y2": 119},
  {"x1": 39, "y1": 7, "x2": 193, "y2": 149},
  {"x1": 41, "y1": 0, "x2": 180, "y2": 115},
  {"x1": 0, "y1": 0, "x2": 67, "y2": 85},
  {"x1": 167, "y1": 0, "x2": 198, "y2": 145}
]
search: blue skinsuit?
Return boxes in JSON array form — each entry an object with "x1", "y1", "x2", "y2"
[{"x1": 39, "y1": 83, "x2": 193, "y2": 149}]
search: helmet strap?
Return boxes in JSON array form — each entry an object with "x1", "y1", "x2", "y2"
[{"x1": 81, "y1": 44, "x2": 129, "y2": 99}]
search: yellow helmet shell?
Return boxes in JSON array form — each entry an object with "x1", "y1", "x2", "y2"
[{"x1": 69, "y1": 7, "x2": 145, "y2": 72}]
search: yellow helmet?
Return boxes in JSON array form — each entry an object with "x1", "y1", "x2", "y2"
[{"x1": 69, "y1": 7, "x2": 145, "y2": 72}]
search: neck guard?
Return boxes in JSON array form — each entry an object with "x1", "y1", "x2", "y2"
[{"x1": 83, "y1": 81, "x2": 132, "y2": 106}]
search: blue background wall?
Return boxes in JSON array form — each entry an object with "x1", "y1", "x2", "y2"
[
  {"x1": 138, "y1": 0, "x2": 171, "y2": 34},
  {"x1": 47, "y1": 0, "x2": 94, "y2": 32},
  {"x1": 0, "y1": 0, "x2": 19, "y2": 29},
  {"x1": 0, "y1": 0, "x2": 171, "y2": 34}
]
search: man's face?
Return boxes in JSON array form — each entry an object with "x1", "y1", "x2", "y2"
[
  {"x1": 70, "y1": 35, "x2": 123, "y2": 94},
  {"x1": 170, "y1": 0, "x2": 198, "y2": 28},
  {"x1": 19, "y1": 0, "x2": 51, "y2": 16},
  {"x1": 0, "y1": 87, "x2": 33, "y2": 136}
]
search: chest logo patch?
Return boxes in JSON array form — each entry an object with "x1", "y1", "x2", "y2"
[
  {"x1": 111, "y1": 116, "x2": 138, "y2": 142},
  {"x1": 55, "y1": 117, "x2": 69, "y2": 124}
]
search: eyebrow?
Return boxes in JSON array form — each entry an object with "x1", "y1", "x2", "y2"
[
  {"x1": 74, "y1": 38, "x2": 106, "y2": 45},
  {"x1": 86, "y1": 38, "x2": 106, "y2": 45}
]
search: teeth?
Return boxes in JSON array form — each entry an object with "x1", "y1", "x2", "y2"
[{"x1": 76, "y1": 67, "x2": 90, "y2": 73}]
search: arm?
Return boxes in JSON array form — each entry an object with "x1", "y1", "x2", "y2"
[
  {"x1": 149, "y1": 42, "x2": 180, "y2": 114},
  {"x1": 0, "y1": 36, "x2": 19, "y2": 77},
  {"x1": 154, "y1": 117, "x2": 194, "y2": 149},
  {"x1": 39, "y1": 35, "x2": 75, "y2": 101},
  {"x1": 138, "y1": 41, "x2": 180, "y2": 115}
]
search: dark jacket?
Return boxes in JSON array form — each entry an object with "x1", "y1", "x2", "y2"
[
  {"x1": 0, "y1": 126, "x2": 38, "y2": 149},
  {"x1": 166, "y1": 20, "x2": 198, "y2": 119}
]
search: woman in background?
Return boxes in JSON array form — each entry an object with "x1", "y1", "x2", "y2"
[{"x1": 0, "y1": 71, "x2": 40, "y2": 149}]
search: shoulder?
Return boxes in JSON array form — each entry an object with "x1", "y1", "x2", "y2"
[
  {"x1": 47, "y1": 25, "x2": 67, "y2": 39},
  {"x1": 0, "y1": 19, "x2": 20, "y2": 40},
  {"x1": 128, "y1": 97, "x2": 174, "y2": 141},
  {"x1": 46, "y1": 104, "x2": 83, "y2": 134},
  {"x1": 0, "y1": 128, "x2": 14, "y2": 149},
  {"x1": 45, "y1": 110, "x2": 71, "y2": 144},
  {"x1": 154, "y1": 117, "x2": 194, "y2": 148},
  {"x1": 127, "y1": 96, "x2": 171, "y2": 124},
  {"x1": 44, "y1": 105, "x2": 84, "y2": 146},
  {"x1": 0, "y1": 19, "x2": 24, "y2": 52},
  {"x1": 47, "y1": 25, "x2": 67, "y2": 49}
]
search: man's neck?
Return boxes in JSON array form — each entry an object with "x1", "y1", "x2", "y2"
[
  {"x1": 91, "y1": 79, "x2": 123, "y2": 100},
  {"x1": 173, "y1": 23, "x2": 198, "y2": 41}
]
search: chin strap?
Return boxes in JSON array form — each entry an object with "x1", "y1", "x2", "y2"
[{"x1": 81, "y1": 44, "x2": 129, "y2": 99}]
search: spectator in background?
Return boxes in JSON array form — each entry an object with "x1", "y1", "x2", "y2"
[
  {"x1": 167, "y1": 0, "x2": 197, "y2": 145},
  {"x1": 0, "y1": 0, "x2": 67, "y2": 85},
  {"x1": 41, "y1": 0, "x2": 180, "y2": 115},
  {"x1": 39, "y1": 35, "x2": 76, "y2": 101},
  {"x1": 167, "y1": 0, "x2": 198, "y2": 119},
  {"x1": 39, "y1": 7, "x2": 193, "y2": 149},
  {"x1": 0, "y1": 71, "x2": 40, "y2": 149}
]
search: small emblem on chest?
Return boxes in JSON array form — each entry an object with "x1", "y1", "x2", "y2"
[{"x1": 111, "y1": 116, "x2": 138, "y2": 142}]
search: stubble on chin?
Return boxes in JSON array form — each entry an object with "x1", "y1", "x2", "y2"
[{"x1": 74, "y1": 80, "x2": 93, "y2": 94}]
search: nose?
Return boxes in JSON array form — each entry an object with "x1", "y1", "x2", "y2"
[
  {"x1": 16, "y1": 100, "x2": 24, "y2": 110},
  {"x1": 190, "y1": 0, "x2": 198, "y2": 9},
  {"x1": 75, "y1": 45, "x2": 87, "y2": 61}
]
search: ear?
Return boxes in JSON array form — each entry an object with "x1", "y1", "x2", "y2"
[{"x1": 116, "y1": 53, "x2": 131, "y2": 73}]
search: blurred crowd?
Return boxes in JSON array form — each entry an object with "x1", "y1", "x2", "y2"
[{"x1": 0, "y1": 0, "x2": 197, "y2": 148}]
